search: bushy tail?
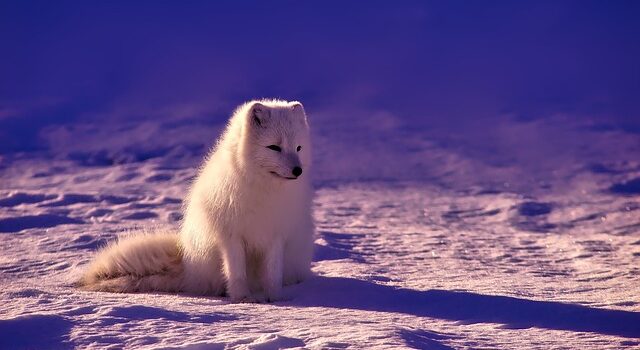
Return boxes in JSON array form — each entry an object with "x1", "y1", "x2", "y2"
[{"x1": 79, "y1": 231, "x2": 184, "y2": 293}]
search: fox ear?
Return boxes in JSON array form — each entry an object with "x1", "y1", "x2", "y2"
[
  {"x1": 250, "y1": 102, "x2": 268, "y2": 127},
  {"x1": 291, "y1": 102, "x2": 306, "y2": 117}
]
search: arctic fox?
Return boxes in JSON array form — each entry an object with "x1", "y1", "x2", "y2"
[{"x1": 80, "y1": 99, "x2": 315, "y2": 302}]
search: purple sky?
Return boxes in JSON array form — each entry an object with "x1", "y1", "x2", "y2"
[{"x1": 1, "y1": 1, "x2": 639, "y2": 152}]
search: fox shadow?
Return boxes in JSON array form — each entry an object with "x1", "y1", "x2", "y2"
[{"x1": 288, "y1": 276, "x2": 640, "y2": 338}]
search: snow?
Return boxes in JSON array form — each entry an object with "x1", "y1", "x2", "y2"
[
  {"x1": 1, "y1": 113, "x2": 639, "y2": 349},
  {"x1": 2, "y1": 2, "x2": 640, "y2": 349}
]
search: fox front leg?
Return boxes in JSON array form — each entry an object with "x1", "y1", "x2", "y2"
[
  {"x1": 261, "y1": 239, "x2": 284, "y2": 302},
  {"x1": 221, "y1": 238, "x2": 251, "y2": 302}
]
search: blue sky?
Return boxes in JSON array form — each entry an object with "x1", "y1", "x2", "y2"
[{"x1": 1, "y1": 1, "x2": 639, "y2": 151}]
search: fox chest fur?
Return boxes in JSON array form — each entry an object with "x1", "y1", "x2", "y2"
[{"x1": 201, "y1": 175, "x2": 311, "y2": 250}]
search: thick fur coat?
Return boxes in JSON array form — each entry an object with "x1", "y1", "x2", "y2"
[{"x1": 80, "y1": 99, "x2": 315, "y2": 302}]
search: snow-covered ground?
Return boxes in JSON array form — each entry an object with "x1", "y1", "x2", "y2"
[
  {"x1": 2, "y1": 2, "x2": 640, "y2": 348},
  {"x1": 1, "y1": 111, "x2": 639, "y2": 349}
]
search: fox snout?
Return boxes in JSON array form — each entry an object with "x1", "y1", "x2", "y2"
[
  {"x1": 268, "y1": 153, "x2": 305, "y2": 180},
  {"x1": 281, "y1": 153, "x2": 303, "y2": 179}
]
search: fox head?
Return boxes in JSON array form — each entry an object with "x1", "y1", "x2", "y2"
[{"x1": 239, "y1": 100, "x2": 311, "y2": 181}]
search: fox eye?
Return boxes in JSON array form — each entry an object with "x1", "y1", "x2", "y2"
[
  {"x1": 296, "y1": 145, "x2": 302, "y2": 152},
  {"x1": 266, "y1": 145, "x2": 282, "y2": 152}
]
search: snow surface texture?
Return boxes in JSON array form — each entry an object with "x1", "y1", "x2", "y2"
[
  {"x1": 2, "y1": 1, "x2": 640, "y2": 348},
  {"x1": 1, "y1": 109, "x2": 639, "y2": 349}
]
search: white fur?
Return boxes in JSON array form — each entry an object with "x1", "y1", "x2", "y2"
[
  {"x1": 80, "y1": 99, "x2": 315, "y2": 302},
  {"x1": 80, "y1": 230, "x2": 183, "y2": 293}
]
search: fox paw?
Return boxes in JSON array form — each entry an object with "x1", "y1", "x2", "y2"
[
  {"x1": 283, "y1": 272, "x2": 310, "y2": 286},
  {"x1": 227, "y1": 281, "x2": 251, "y2": 303},
  {"x1": 234, "y1": 295, "x2": 260, "y2": 303},
  {"x1": 232, "y1": 292, "x2": 281, "y2": 304}
]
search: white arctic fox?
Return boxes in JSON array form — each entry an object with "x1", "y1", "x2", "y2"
[{"x1": 80, "y1": 99, "x2": 314, "y2": 302}]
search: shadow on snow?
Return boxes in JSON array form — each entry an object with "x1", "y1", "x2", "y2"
[
  {"x1": 290, "y1": 276, "x2": 640, "y2": 339},
  {"x1": 0, "y1": 314, "x2": 73, "y2": 350}
]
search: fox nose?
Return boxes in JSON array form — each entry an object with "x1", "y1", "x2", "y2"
[{"x1": 292, "y1": 166, "x2": 303, "y2": 177}]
